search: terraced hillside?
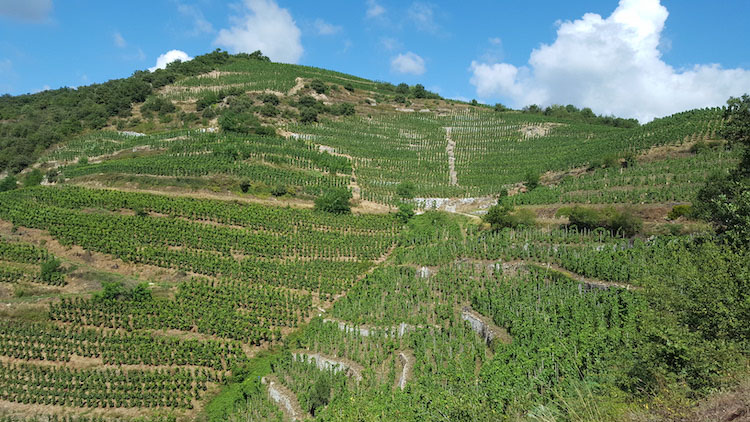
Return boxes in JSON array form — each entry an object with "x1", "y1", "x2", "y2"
[{"x1": 1, "y1": 54, "x2": 748, "y2": 422}]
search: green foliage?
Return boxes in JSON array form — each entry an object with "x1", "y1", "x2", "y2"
[
  {"x1": 331, "y1": 102, "x2": 355, "y2": 116},
  {"x1": 271, "y1": 183, "x2": 287, "y2": 197},
  {"x1": 493, "y1": 103, "x2": 509, "y2": 112},
  {"x1": 667, "y1": 204, "x2": 693, "y2": 220},
  {"x1": 23, "y1": 169, "x2": 44, "y2": 187},
  {"x1": 396, "y1": 181, "x2": 416, "y2": 199},
  {"x1": 260, "y1": 93, "x2": 280, "y2": 105},
  {"x1": 562, "y1": 206, "x2": 642, "y2": 237},
  {"x1": 0, "y1": 175, "x2": 17, "y2": 192},
  {"x1": 219, "y1": 110, "x2": 274, "y2": 135},
  {"x1": 525, "y1": 170, "x2": 540, "y2": 190},
  {"x1": 484, "y1": 204, "x2": 536, "y2": 230},
  {"x1": 694, "y1": 94, "x2": 750, "y2": 246},
  {"x1": 309, "y1": 375, "x2": 331, "y2": 416},
  {"x1": 395, "y1": 202, "x2": 415, "y2": 223},
  {"x1": 310, "y1": 79, "x2": 328, "y2": 94},
  {"x1": 39, "y1": 258, "x2": 62, "y2": 284},
  {"x1": 260, "y1": 103, "x2": 279, "y2": 117},
  {"x1": 314, "y1": 187, "x2": 352, "y2": 214},
  {"x1": 141, "y1": 97, "x2": 176, "y2": 115},
  {"x1": 299, "y1": 107, "x2": 318, "y2": 124},
  {"x1": 524, "y1": 103, "x2": 640, "y2": 128}
]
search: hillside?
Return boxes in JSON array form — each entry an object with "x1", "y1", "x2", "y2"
[{"x1": 0, "y1": 53, "x2": 748, "y2": 422}]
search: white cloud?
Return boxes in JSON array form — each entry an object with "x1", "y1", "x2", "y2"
[
  {"x1": 214, "y1": 0, "x2": 302, "y2": 64},
  {"x1": 469, "y1": 0, "x2": 750, "y2": 122},
  {"x1": 113, "y1": 32, "x2": 127, "y2": 48},
  {"x1": 177, "y1": 3, "x2": 213, "y2": 36},
  {"x1": 0, "y1": 0, "x2": 52, "y2": 22},
  {"x1": 314, "y1": 18, "x2": 341, "y2": 36},
  {"x1": 366, "y1": 0, "x2": 385, "y2": 19},
  {"x1": 391, "y1": 52, "x2": 426, "y2": 75},
  {"x1": 149, "y1": 50, "x2": 192, "y2": 72},
  {"x1": 408, "y1": 2, "x2": 438, "y2": 33},
  {"x1": 380, "y1": 37, "x2": 400, "y2": 51}
]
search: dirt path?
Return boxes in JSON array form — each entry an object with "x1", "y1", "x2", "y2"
[
  {"x1": 288, "y1": 77, "x2": 305, "y2": 96},
  {"x1": 262, "y1": 375, "x2": 306, "y2": 421},
  {"x1": 445, "y1": 127, "x2": 458, "y2": 186},
  {"x1": 397, "y1": 350, "x2": 414, "y2": 390}
]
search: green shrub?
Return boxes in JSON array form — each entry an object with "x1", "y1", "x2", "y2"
[
  {"x1": 396, "y1": 181, "x2": 416, "y2": 199},
  {"x1": 565, "y1": 206, "x2": 642, "y2": 236},
  {"x1": 271, "y1": 184, "x2": 287, "y2": 197},
  {"x1": 0, "y1": 175, "x2": 18, "y2": 192},
  {"x1": 525, "y1": 170, "x2": 540, "y2": 190},
  {"x1": 310, "y1": 79, "x2": 328, "y2": 94},
  {"x1": 23, "y1": 169, "x2": 43, "y2": 187},
  {"x1": 484, "y1": 204, "x2": 536, "y2": 230},
  {"x1": 332, "y1": 103, "x2": 355, "y2": 116},
  {"x1": 314, "y1": 188, "x2": 352, "y2": 214},
  {"x1": 297, "y1": 96, "x2": 317, "y2": 108},
  {"x1": 668, "y1": 204, "x2": 693, "y2": 220},
  {"x1": 300, "y1": 108, "x2": 318, "y2": 124},
  {"x1": 260, "y1": 93, "x2": 280, "y2": 105},
  {"x1": 260, "y1": 104, "x2": 278, "y2": 117},
  {"x1": 395, "y1": 203, "x2": 415, "y2": 223}
]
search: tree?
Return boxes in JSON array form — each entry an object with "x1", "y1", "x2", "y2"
[
  {"x1": 309, "y1": 376, "x2": 331, "y2": 416},
  {"x1": 314, "y1": 188, "x2": 352, "y2": 214},
  {"x1": 694, "y1": 94, "x2": 750, "y2": 246},
  {"x1": 412, "y1": 84, "x2": 427, "y2": 99}
]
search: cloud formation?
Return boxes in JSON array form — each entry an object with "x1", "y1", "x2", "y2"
[
  {"x1": 469, "y1": 0, "x2": 750, "y2": 122},
  {"x1": 365, "y1": 0, "x2": 385, "y2": 19},
  {"x1": 391, "y1": 52, "x2": 426, "y2": 75},
  {"x1": 408, "y1": 2, "x2": 438, "y2": 33},
  {"x1": 214, "y1": 0, "x2": 302, "y2": 64},
  {"x1": 113, "y1": 32, "x2": 127, "y2": 48},
  {"x1": 149, "y1": 50, "x2": 192, "y2": 72},
  {"x1": 177, "y1": 3, "x2": 213, "y2": 36},
  {"x1": 0, "y1": 0, "x2": 52, "y2": 22},
  {"x1": 314, "y1": 19, "x2": 341, "y2": 36}
]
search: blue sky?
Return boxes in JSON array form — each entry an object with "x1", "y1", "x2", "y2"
[{"x1": 1, "y1": 0, "x2": 749, "y2": 121}]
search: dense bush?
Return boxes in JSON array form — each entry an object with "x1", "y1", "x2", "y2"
[
  {"x1": 484, "y1": 204, "x2": 536, "y2": 230},
  {"x1": 314, "y1": 188, "x2": 352, "y2": 214},
  {"x1": 667, "y1": 204, "x2": 693, "y2": 220},
  {"x1": 559, "y1": 206, "x2": 642, "y2": 236}
]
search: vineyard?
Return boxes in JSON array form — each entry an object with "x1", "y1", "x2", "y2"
[
  {"x1": 290, "y1": 106, "x2": 724, "y2": 203},
  {"x1": 1, "y1": 56, "x2": 747, "y2": 422},
  {"x1": 0, "y1": 183, "x2": 396, "y2": 420}
]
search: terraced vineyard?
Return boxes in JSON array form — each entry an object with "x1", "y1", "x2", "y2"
[
  {"x1": 0, "y1": 184, "x2": 396, "y2": 420},
  {"x1": 1, "y1": 54, "x2": 748, "y2": 422}
]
